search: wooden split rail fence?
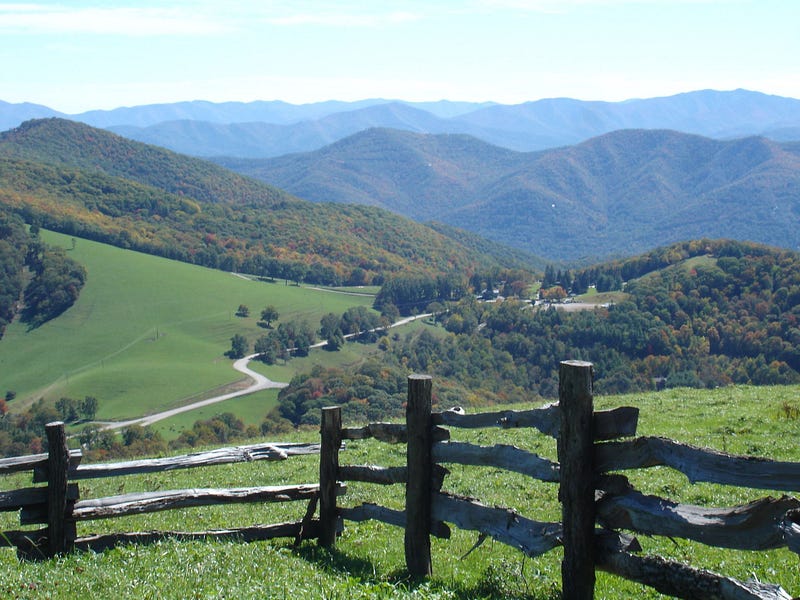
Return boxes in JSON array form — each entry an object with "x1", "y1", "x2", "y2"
[
  {"x1": 318, "y1": 362, "x2": 800, "y2": 600},
  {"x1": 3, "y1": 360, "x2": 800, "y2": 599},
  {"x1": 0, "y1": 428, "x2": 333, "y2": 559}
]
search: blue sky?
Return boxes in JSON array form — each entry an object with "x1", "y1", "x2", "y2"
[{"x1": 1, "y1": 0, "x2": 798, "y2": 113}]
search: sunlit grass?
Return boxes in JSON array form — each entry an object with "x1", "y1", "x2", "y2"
[
  {"x1": 0, "y1": 230, "x2": 375, "y2": 423},
  {"x1": 2, "y1": 384, "x2": 799, "y2": 598}
]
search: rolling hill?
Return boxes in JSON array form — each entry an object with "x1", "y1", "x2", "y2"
[
  {"x1": 0, "y1": 228, "x2": 379, "y2": 426},
  {"x1": 0, "y1": 118, "x2": 530, "y2": 282},
  {"x1": 215, "y1": 127, "x2": 800, "y2": 262}
]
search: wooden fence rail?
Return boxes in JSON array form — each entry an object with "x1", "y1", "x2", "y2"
[
  {"x1": 3, "y1": 362, "x2": 800, "y2": 599},
  {"x1": 0, "y1": 434, "x2": 329, "y2": 559},
  {"x1": 319, "y1": 363, "x2": 799, "y2": 600}
]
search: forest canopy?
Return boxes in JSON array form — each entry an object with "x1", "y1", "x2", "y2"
[{"x1": 270, "y1": 240, "x2": 800, "y2": 428}]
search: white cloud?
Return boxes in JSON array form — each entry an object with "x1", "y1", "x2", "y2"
[
  {"x1": 0, "y1": 4, "x2": 230, "y2": 35},
  {"x1": 0, "y1": 2, "x2": 426, "y2": 34}
]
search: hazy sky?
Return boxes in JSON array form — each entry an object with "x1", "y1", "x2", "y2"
[{"x1": 1, "y1": 0, "x2": 798, "y2": 113}]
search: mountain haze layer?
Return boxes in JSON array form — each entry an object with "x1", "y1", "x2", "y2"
[
  {"x1": 106, "y1": 90, "x2": 800, "y2": 158},
  {"x1": 216, "y1": 128, "x2": 800, "y2": 262},
  {"x1": 2, "y1": 90, "x2": 800, "y2": 158}
]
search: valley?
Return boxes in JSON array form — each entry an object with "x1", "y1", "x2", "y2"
[
  {"x1": 0, "y1": 105, "x2": 798, "y2": 460},
  {"x1": 4, "y1": 2, "x2": 800, "y2": 595}
]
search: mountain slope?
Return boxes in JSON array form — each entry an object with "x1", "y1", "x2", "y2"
[
  {"x1": 217, "y1": 127, "x2": 800, "y2": 262},
  {"x1": 215, "y1": 128, "x2": 525, "y2": 219},
  {"x1": 0, "y1": 118, "x2": 293, "y2": 206},
  {"x1": 0, "y1": 118, "x2": 515, "y2": 282}
]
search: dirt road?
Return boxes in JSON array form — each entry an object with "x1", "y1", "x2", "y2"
[{"x1": 102, "y1": 353, "x2": 287, "y2": 430}]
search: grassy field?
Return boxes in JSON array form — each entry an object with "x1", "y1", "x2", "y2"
[
  {"x1": 1, "y1": 384, "x2": 799, "y2": 598},
  {"x1": 0, "y1": 231, "x2": 376, "y2": 424}
]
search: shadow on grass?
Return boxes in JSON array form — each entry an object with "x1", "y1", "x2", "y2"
[{"x1": 292, "y1": 543, "x2": 560, "y2": 600}]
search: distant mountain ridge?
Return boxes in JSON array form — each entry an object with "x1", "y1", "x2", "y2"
[
  {"x1": 0, "y1": 118, "x2": 529, "y2": 281},
  {"x1": 2, "y1": 89, "x2": 800, "y2": 158},
  {"x1": 215, "y1": 127, "x2": 800, "y2": 262}
]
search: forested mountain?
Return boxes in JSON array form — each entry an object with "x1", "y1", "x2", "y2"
[
  {"x1": 273, "y1": 239, "x2": 800, "y2": 427},
  {"x1": 216, "y1": 128, "x2": 800, "y2": 262},
  {"x1": 0, "y1": 119, "x2": 518, "y2": 284},
  {"x1": 216, "y1": 129, "x2": 524, "y2": 219},
  {"x1": 2, "y1": 89, "x2": 799, "y2": 158}
]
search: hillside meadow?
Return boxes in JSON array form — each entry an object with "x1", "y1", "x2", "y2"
[
  {"x1": 0, "y1": 230, "x2": 376, "y2": 426},
  {"x1": 1, "y1": 384, "x2": 800, "y2": 598}
]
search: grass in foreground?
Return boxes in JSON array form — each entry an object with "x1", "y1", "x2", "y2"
[{"x1": 2, "y1": 384, "x2": 800, "y2": 598}]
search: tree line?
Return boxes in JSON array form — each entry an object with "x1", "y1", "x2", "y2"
[
  {"x1": 0, "y1": 209, "x2": 86, "y2": 338},
  {"x1": 265, "y1": 240, "x2": 800, "y2": 429}
]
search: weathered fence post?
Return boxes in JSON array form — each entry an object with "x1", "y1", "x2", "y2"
[
  {"x1": 405, "y1": 374, "x2": 433, "y2": 577},
  {"x1": 558, "y1": 360, "x2": 595, "y2": 600},
  {"x1": 45, "y1": 421, "x2": 72, "y2": 556},
  {"x1": 319, "y1": 406, "x2": 342, "y2": 547}
]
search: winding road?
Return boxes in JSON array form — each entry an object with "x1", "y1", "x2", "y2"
[
  {"x1": 102, "y1": 312, "x2": 432, "y2": 431},
  {"x1": 102, "y1": 353, "x2": 287, "y2": 430}
]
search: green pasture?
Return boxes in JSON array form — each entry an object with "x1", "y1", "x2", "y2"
[
  {"x1": 147, "y1": 388, "x2": 282, "y2": 439},
  {"x1": 0, "y1": 230, "x2": 375, "y2": 421},
  {"x1": 1, "y1": 384, "x2": 799, "y2": 598}
]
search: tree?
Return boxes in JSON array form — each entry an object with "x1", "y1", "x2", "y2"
[
  {"x1": 320, "y1": 312, "x2": 344, "y2": 350},
  {"x1": 285, "y1": 263, "x2": 307, "y2": 286},
  {"x1": 347, "y1": 267, "x2": 368, "y2": 286},
  {"x1": 379, "y1": 303, "x2": 400, "y2": 325},
  {"x1": 227, "y1": 334, "x2": 249, "y2": 359},
  {"x1": 21, "y1": 244, "x2": 87, "y2": 328},
  {"x1": 235, "y1": 304, "x2": 250, "y2": 318},
  {"x1": 80, "y1": 396, "x2": 98, "y2": 421},
  {"x1": 254, "y1": 333, "x2": 280, "y2": 364},
  {"x1": 55, "y1": 397, "x2": 79, "y2": 423},
  {"x1": 259, "y1": 305, "x2": 279, "y2": 328},
  {"x1": 541, "y1": 286, "x2": 567, "y2": 302}
]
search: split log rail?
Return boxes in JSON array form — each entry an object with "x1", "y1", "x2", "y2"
[
  {"x1": 0, "y1": 435, "x2": 333, "y2": 558},
  {"x1": 3, "y1": 361, "x2": 800, "y2": 599},
  {"x1": 320, "y1": 362, "x2": 800, "y2": 600}
]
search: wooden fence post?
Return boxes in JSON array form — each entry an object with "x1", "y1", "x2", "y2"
[
  {"x1": 45, "y1": 421, "x2": 72, "y2": 556},
  {"x1": 405, "y1": 374, "x2": 433, "y2": 577},
  {"x1": 319, "y1": 406, "x2": 342, "y2": 547},
  {"x1": 558, "y1": 360, "x2": 595, "y2": 600}
]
